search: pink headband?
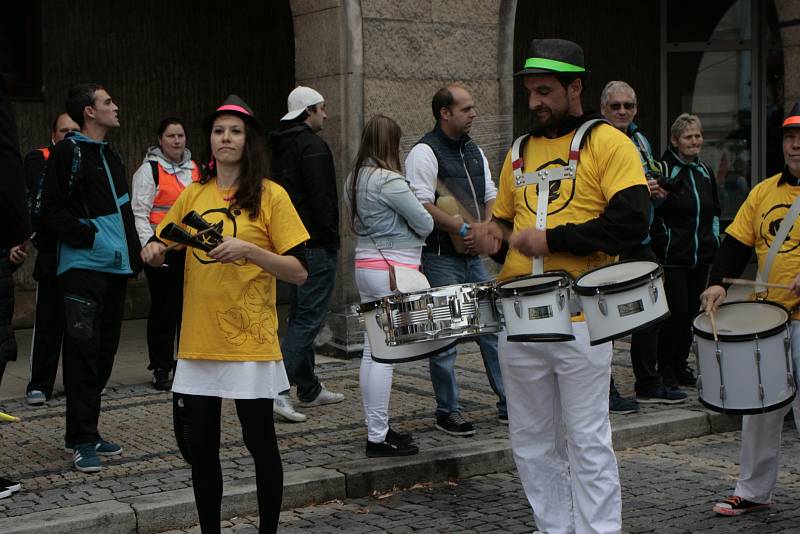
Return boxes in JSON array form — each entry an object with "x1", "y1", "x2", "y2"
[{"x1": 216, "y1": 104, "x2": 253, "y2": 117}]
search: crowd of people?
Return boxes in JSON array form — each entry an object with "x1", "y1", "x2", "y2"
[{"x1": 1, "y1": 35, "x2": 800, "y2": 533}]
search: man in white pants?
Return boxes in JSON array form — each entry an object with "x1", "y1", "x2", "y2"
[
  {"x1": 702, "y1": 103, "x2": 800, "y2": 516},
  {"x1": 473, "y1": 38, "x2": 650, "y2": 533}
]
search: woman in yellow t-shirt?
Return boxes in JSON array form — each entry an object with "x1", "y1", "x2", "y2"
[{"x1": 141, "y1": 95, "x2": 309, "y2": 534}]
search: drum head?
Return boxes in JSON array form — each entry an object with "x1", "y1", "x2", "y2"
[
  {"x1": 576, "y1": 261, "x2": 658, "y2": 289},
  {"x1": 693, "y1": 301, "x2": 789, "y2": 340}
]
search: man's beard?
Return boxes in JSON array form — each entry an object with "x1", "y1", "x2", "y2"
[{"x1": 529, "y1": 105, "x2": 570, "y2": 135}]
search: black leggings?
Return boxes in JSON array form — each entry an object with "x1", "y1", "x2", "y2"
[{"x1": 182, "y1": 394, "x2": 282, "y2": 534}]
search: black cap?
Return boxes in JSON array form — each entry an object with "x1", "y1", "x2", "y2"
[
  {"x1": 782, "y1": 103, "x2": 800, "y2": 129},
  {"x1": 203, "y1": 94, "x2": 261, "y2": 132},
  {"x1": 515, "y1": 38, "x2": 588, "y2": 77}
]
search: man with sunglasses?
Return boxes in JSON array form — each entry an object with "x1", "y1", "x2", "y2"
[{"x1": 600, "y1": 81, "x2": 688, "y2": 409}]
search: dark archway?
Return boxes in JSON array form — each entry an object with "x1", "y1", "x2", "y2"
[{"x1": 512, "y1": 1, "x2": 661, "y2": 140}]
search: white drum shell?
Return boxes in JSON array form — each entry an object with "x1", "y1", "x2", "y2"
[
  {"x1": 496, "y1": 285, "x2": 574, "y2": 342},
  {"x1": 576, "y1": 266, "x2": 669, "y2": 346},
  {"x1": 361, "y1": 307, "x2": 455, "y2": 364},
  {"x1": 693, "y1": 303, "x2": 795, "y2": 413}
]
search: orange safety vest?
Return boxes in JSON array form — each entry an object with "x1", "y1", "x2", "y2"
[
  {"x1": 148, "y1": 161, "x2": 202, "y2": 224},
  {"x1": 37, "y1": 147, "x2": 51, "y2": 160}
]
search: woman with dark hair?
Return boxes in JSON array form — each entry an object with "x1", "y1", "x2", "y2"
[
  {"x1": 141, "y1": 95, "x2": 308, "y2": 534},
  {"x1": 132, "y1": 117, "x2": 200, "y2": 390},
  {"x1": 346, "y1": 114, "x2": 432, "y2": 457}
]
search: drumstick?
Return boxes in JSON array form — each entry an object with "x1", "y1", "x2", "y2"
[
  {"x1": 722, "y1": 277, "x2": 792, "y2": 290},
  {"x1": 708, "y1": 310, "x2": 719, "y2": 343},
  {"x1": 0, "y1": 411, "x2": 20, "y2": 423},
  {"x1": 163, "y1": 227, "x2": 217, "y2": 252}
]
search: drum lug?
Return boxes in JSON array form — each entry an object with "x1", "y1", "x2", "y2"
[
  {"x1": 514, "y1": 297, "x2": 522, "y2": 319},
  {"x1": 696, "y1": 374, "x2": 702, "y2": 395},
  {"x1": 789, "y1": 373, "x2": 796, "y2": 391},
  {"x1": 448, "y1": 296, "x2": 462, "y2": 319},
  {"x1": 755, "y1": 345, "x2": 766, "y2": 405},
  {"x1": 648, "y1": 281, "x2": 658, "y2": 304},
  {"x1": 557, "y1": 291, "x2": 566, "y2": 312},
  {"x1": 597, "y1": 289, "x2": 607, "y2": 316},
  {"x1": 715, "y1": 348, "x2": 726, "y2": 402}
]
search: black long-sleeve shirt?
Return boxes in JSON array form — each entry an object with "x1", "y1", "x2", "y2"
[{"x1": 0, "y1": 74, "x2": 31, "y2": 247}]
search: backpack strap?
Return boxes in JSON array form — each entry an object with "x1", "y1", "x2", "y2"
[{"x1": 150, "y1": 161, "x2": 160, "y2": 187}]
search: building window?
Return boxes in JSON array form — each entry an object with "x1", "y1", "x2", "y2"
[
  {"x1": 1, "y1": 2, "x2": 42, "y2": 100},
  {"x1": 662, "y1": 0, "x2": 783, "y2": 221}
]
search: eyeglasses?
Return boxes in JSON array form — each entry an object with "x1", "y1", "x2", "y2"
[{"x1": 609, "y1": 102, "x2": 636, "y2": 111}]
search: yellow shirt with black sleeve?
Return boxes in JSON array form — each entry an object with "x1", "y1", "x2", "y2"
[
  {"x1": 156, "y1": 179, "x2": 309, "y2": 362},
  {"x1": 724, "y1": 173, "x2": 800, "y2": 317},
  {"x1": 493, "y1": 122, "x2": 649, "y2": 282}
]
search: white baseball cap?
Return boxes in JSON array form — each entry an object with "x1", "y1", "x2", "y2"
[{"x1": 281, "y1": 86, "x2": 324, "y2": 121}]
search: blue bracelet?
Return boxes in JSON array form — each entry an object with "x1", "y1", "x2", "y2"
[{"x1": 459, "y1": 223, "x2": 470, "y2": 238}]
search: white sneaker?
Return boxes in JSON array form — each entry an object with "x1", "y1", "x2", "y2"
[
  {"x1": 302, "y1": 384, "x2": 345, "y2": 407},
  {"x1": 273, "y1": 395, "x2": 307, "y2": 423}
]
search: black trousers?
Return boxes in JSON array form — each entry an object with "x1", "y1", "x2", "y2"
[
  {"x1": 60, "y1": 269, "x2": 127, "y2": 445},
  {"x1": 144, "y1": 249, "x2": 185, "y2": 372},
  {"x1": 26, "y1": 273, "x2": 65, "y2": 397},
  {"x1": 182, "y1": 394, "x2": 282, "y2": 534},
  {"x1": 618, "y1": 245, "x2": 663, "y2": 393},
  {"x1": 657, "y1": 265, "x2": 710, "y2": 386}
]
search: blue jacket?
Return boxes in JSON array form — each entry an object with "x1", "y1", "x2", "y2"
[{"x1": 347, "y1": 165, "x2": 433, "y2": 250}]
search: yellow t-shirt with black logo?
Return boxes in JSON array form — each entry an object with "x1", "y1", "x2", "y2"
[
  {"x1": 724, "y1": 173, "x2": 800, "y2": 317},
  {"x1": 493, "y1": 123, "x2": 647, "y2": 281},
  {"x1": 156, "y1": 179, "x2": 309, "y2": 361}
]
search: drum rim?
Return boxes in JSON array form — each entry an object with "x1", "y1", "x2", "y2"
[
  {"x1": 698, "y1": 391, "x2": 795, "y2": 415},
  {"x1": 573, "y1": 259, "x2": 662, "y2": 296},
  {"x1": 587, "y1": 311, "x2": 670, "y2": 346},
  {"x1": 370, "y1": 339, "x2": 458, "y2": 364},
  {"x1": 692, "y1": 300, "x2": 790, "y2": 341},
  {"x1": 507, "y1": 333, "x2": 576, "y2": 343},
  {"x1": 358, "y1": 300, "x2": 383, "y2": 313},
  {"x1": 495, "y1": 270, "x2": 572, "y2": 298}
]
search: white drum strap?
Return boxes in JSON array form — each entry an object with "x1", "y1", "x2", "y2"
[
  {"x1": 757, "y1": 191, "x2": 800, "y2": 291},
  {"x1": 510, "y1": 119, "x2": 607, "y2": 274}
]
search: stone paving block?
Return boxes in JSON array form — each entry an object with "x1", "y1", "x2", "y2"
[{"x1": 0, "y1": 500, "x2": 136, "y2": 534}]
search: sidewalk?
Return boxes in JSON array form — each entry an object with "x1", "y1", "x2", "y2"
[{"x1": 0, "y1": 320, "x2": 740, "y2": 533}]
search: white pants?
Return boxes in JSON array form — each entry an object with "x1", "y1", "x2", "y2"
[
  {"x1": 356, "y1": 268, "x2": 396, "y2": 443},
  {"x1": 734, "y1": 321, "x2": 800, "y2": 504},
  {"x1": 499, "y1": 322, "x2": 621, "y2": 534}
]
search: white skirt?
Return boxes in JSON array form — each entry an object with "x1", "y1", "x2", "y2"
[{"x1": 172, "y1": 358, "x2": 290, "y2": 400}]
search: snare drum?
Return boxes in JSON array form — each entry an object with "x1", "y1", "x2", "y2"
[
  {"x1": 358, "y1": 301, "x2": 456, "y2": 364},
  {"x1": 494, "y1": 272, "x2": 574, "y2": 342},
  {"x1": 380, "y1": 282, "x2": 501, "y2": 346},
  {"x1": 574, "y1": 260, "x2": 669, "y2": 346},
  {"x1": 692, "y1": 301, "x2": 795, "y2": 414}
]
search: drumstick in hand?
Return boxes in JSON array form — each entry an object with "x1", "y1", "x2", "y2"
[
  {"x1": 722, "y1": 277, "x2": 793, "y2": 290},
  {"x1": 708, "y1": 310, "x2": 719, "y2": 343}
]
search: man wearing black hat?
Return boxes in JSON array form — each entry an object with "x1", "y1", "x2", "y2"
[
  {"x1": 474, "y1": 39, "x2": 650, "y2": 532},
  {"x1": 701, "y1": 104, "x2": 800, "y2": 517},
  {"x1": 44, "y1": 84, "x2": 142, "y2": 473}
]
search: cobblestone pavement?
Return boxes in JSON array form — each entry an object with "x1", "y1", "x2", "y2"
[
  {"x1": 0, "y1": 337, "x2": 706, "y2": 520},
  {"x1": 159, "y1": 429, "x2": 800, "y2": 534}
]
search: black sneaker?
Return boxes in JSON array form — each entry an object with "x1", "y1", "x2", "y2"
[
  {"x1": 0, "y1": 476, "x2": 20, "y2": 494},
  {"x1": 609, "y1": 390, "x2": 640, "y2": 414},
  {"x1": 152, "y1": 369, "x2": 172, "y2": 391},
  {"x1": 636, "y1": 385, "x2": 688, "y2": 404},
  {"x1": 676, "y1": 366, "x2": 697, "y2": 387},
  {"x1": 365, "y1": 439, "x2": 419, "y2": 458},
  {"x1": 386, "y1": 427, "x2": 413, "y2": 446},
  {"x1": 713, "y1": 495, "x2": 771, "y2": 516},
  {"x1": 435, "y1": 412, "x2": 475, "y2": 436}
]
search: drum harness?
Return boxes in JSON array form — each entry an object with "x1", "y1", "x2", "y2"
[
  {"x1": 510, "y1": 119, "x2": 607, "y2": 316},
  {"x1": 698, "y1": 195, "x2": 800, "y2": 409}
]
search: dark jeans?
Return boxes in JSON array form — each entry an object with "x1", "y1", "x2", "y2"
[
  {"x1": 26, "y1": 273, "x2": 65, "y2": 397},
  {"x1": 657, "y1": 265, "x2": 710, "y2": 386},
  {"x1": 144, "y1": 249, "x2": 185, "y2": 372},
  {"x1": 281, "y1": 247, "x2": 337, "y2": 402},
  {"x1": 421, "y1": 252, "x2": 507, "y2": 418},
  {"x1": 619, "y1": 246, "x2": 663, "y2": 394},
  {"x1": 182, "y1": 394, "x2": 282, "y2": 534},
  {"x1": 60, "y1": 269, "x2": 127, "y2": 445}
]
